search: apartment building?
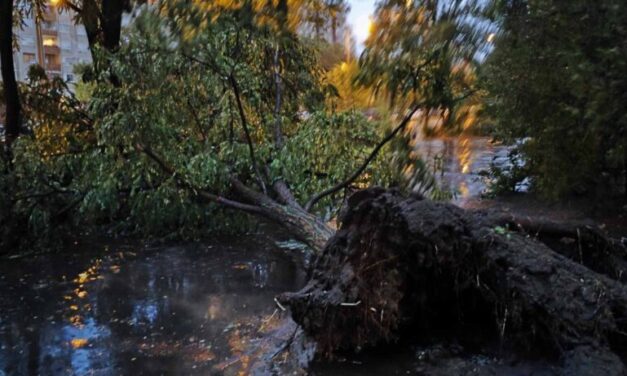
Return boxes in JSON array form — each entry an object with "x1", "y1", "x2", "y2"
[{"x1": 11, "y1": 6, "x2": 92, "y2": 83}]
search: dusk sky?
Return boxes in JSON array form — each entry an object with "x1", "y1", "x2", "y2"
[{"x1": 346, "y1": 0, "x2": 376, "y2": 49}]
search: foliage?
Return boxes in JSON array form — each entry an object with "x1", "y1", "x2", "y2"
[
  {"x1": 324, "y1": 60, "x2": 374, "y2": 111},
  {"x1": 310, "y1": 38, "x2": 346, "y2": 70},
  {"x1": 1, "y1": 0, "x2": 480, "y2": 253},
  {"x1": 0, "y1": 68, "x2": 93, "y2": 252},
  {"x1": 348, "y1": 0, "x2": 485, "y2": 199},
  {"x1": 1, "y1": 3, "x2": 401, "y2": 252},
  {"x1": 480, "y1": 148, "x2": 528, "y2": 196},
  {"x1": 482, "y1": 0, "x2": 627, "y2": 199},
  {"x1": 358, "y1": 0, "x2": 482, "y2": 112},
  {"x1": 280, "y1": 111, "x2": 397, "y2": 217}
]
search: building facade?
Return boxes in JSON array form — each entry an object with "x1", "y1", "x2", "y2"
[{"x1": 11, "y1": 7, "x2": 92, "y2": 83}]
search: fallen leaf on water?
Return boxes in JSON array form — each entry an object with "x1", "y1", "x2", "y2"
[
  {"x1": 70, "y1": 338, "x2": 88, "y2": 349},
  {"x1": 76, "y1": 273, "x2": 89, "y2": 284}
]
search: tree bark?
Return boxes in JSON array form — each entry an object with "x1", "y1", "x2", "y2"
[
  {"x1": 482, "y1": 212, "x2": 627, "y2": 283},
  {"x1": 101, "y1": 0, "x2": 125, "y2": 52},
  {"x1": 69, "y1": 0, "x2": 126, "y2": 76},
  {"x1": 0, "y1": 0, "x2": 21, "y2": 148},
  {"x1": 229, "y1": 178, "x2": 334, "y2": 251},
  {"x1": 79, "y1": 0, "x2": 102, "y2": 57},
  {"x1": 280, "y1": 188, "x2": 627, "y2": 374}
]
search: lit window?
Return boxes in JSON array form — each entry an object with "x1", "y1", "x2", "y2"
[{"x1": 43, "y1": 36, "x2": 58, "y2": 47}]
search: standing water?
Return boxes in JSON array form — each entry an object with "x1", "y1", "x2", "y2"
[
  {"x1": 0, "y1": 237, "x2": 305, "y2": 375},
  {"x1": 413, "y1": 136, "x2": 511, "y2": 207}
]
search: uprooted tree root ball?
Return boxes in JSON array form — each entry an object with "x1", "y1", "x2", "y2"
[{"x1": 279, "y1": 188, "x2": 627, "y2": 374}]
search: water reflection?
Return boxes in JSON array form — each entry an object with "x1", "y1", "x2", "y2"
[
  {"x1": 0, "y1": 240, "x2": 302, "y2": 375},
  {"x1": 413, "y1": 136, "x2": 511, "y2": 206}
]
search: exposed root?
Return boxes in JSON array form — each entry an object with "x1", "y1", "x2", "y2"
[{"x1": 279, "y1": 188, "x2": 627, "y2": 373}]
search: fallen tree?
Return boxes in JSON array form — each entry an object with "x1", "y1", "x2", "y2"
[
  {"x1": 278, "y1": 188, "x2": 627, "y2": 374},
  {"x1": 482, "y1": 211, "x2": 627, "y2": 283}
]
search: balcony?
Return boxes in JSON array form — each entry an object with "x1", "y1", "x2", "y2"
[
  {"x1": 43, "y1": 46, "x2": 61, "y2": 73},
  {"x1": 45, "y1": 63, "x2": 62, "y2": 73}
]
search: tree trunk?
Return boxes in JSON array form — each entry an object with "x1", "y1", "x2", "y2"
[
  {"x1": 624, "y1": 143, "x2": 627, "y2": 198},
  {"x1": 0, "y1": 0, "x2": 21, "y2": 148},
  {"x1": 279, "y1": 188, "x2": 627, "y2": 374},
  {"x1": 79, "y1": 0, "x2": 125, "y2": 54},
  {"x1": 101, "y1": 0, "x2": 125, "y2": 52},
  {"x1": 229, "y1": 178, "x2": 334, "y2": 252},
  {"x1": 267, "y1": 203, "x2": 334, "y2": 252},
  {"x1": 475, "y1": 211, "x2": 627, "y2": 283},
  {"x1": 80, "y1": 0, "x2": 102, "y2": 58}
]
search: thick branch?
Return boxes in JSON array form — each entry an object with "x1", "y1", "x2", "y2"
[
  {"x1": 304, "y1": 105, "x2": 421, "y2": 212},
  {"x1": 229, "y1": 176, "x2": 279, "y2": 209},
  {"x1": 65, "y1": 0, "x2": 83, "y2": 14},
  {"x1": 272, "y1": 179, "x2": 303, "y2": 209},
  {"x1": 266, "y1": 46, "x2": 303, "y2": 209}
]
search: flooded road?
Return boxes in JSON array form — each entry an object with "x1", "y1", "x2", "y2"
[
  {"x1": 0, "y1": 237, "x2": 305, "y2": 375},
  {"x1": 413, "y1": 136, "x2": 512, "y2": 206}
]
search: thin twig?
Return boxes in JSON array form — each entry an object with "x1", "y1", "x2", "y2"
[{"x1": 274, "y1": 297, "x2": 287, "y2": 311}]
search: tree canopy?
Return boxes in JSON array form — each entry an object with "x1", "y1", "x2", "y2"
[
  {"x1": 1, "y1": 1, "x2": 409, "y2": 252},
  {"x1": 482, "y1": 0, "x2": 627, "y2": 198}
]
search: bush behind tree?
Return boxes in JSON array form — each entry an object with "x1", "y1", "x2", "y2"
[{"x1": 482, "y1": 0, "x2": 627, "y2": 199}]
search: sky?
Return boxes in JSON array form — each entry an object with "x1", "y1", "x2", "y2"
[{"x1": 346, "y1": 0, "x2": 376, "y2": 50}]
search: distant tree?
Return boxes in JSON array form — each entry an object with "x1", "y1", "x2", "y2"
[
  {"x1": 357, "y1": 0, "x2": 481, "y2": 137},
  {"x1": 299, "y1": 0, "x2": 350, "y2": 42},
  {"x1": 483, "y1": 0, "x2": 627, "y2": 198},
  {"x1": 325, "y1": 59, "x2": 374, "y2": 110},
  {"x1": 325, "y1": 0, "x2": 348, "y2": 43}
]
